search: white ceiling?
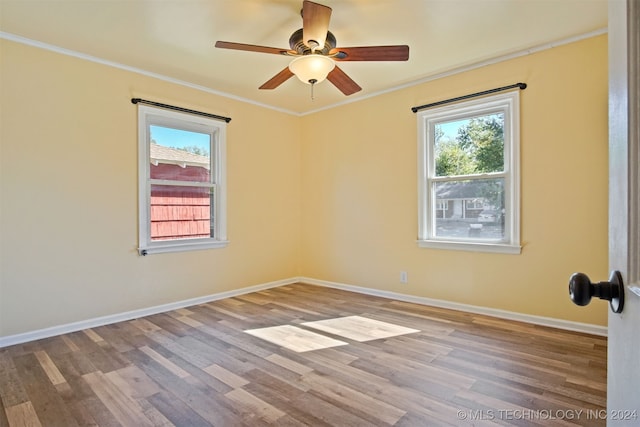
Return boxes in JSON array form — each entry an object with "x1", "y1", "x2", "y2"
[{"x1": 0, "y1": 0, "x2": 607, "y2": 115}]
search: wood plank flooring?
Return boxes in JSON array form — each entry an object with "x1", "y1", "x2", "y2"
[{"x1": 0, "y1": 283, "x2": 607, "y2": 426}]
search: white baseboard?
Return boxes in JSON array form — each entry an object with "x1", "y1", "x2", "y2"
[
  {"x1": 0, "y1": 275, "x2": 606, "y2": 348},
  {"x1": 0, "y1": 278, "x2": 297, "y2": 348},
  {"x1": 299, "y1": 277, "x2": 608, "y2": 337}
]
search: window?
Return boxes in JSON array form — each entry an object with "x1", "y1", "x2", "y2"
[
  {"x1": 465, "y1": 199, "x2": 484, "y2": 210},
  {"x1": 417, "y1": 91, "x2": 520, "y2": 253},
  {"x1": 138, "y1": 105, "x2": 227, "y2": 255}
]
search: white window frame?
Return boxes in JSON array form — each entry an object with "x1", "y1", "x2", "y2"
[
  {"x1": 417, "y1": 91, "x2": 521, "y2": 254},
  {"x1": 137, "y1": 105, "x2": 228, "y2": 255}
]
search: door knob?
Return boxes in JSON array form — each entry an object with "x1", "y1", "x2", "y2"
[{"x1": 569, "y1": 271, "x2": 624, "y2": 313}]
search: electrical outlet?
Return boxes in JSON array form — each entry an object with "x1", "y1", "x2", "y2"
[{"x1": 400, "y1": 271, "x2": 408, "y2": 284}]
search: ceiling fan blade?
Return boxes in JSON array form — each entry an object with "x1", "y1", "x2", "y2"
[
  {"x1": 327, "y1": 66, "x2": 362, "y2": 96},
  {"x1": 330, "y1": 45, "x2": 410, "y2": 61},
  {"x1": 215, "y1": 41, "x2": 292, "y2": 56},
  {"x1": 302, "y1": 1, "x2": 332, "y2": 50},
  {"x1": 259, "y1": 67, "x2": 295, "y2": 90}
]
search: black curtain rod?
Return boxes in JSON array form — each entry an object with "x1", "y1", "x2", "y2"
[
  {"x1": 131, "y1": 98, "x2": 232, "y2": 123},
  {"x1": 411, "y1": 82, "x2": 527, "y2": 113}
]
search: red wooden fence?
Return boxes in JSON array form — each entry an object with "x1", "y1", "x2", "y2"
[{"x1": 149, "y1": 162, "x2": 212, "y2": 240}]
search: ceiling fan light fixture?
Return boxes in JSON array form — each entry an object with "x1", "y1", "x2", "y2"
[{"x1": 288, "y1": 55, "x2": 335, "y2": 85}]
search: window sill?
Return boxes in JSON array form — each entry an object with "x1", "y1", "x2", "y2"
[
  {"x1": 139, "y1": 240, "x2": 229, "y2": 256},
  {"x1": 417, "y1": 239, "x2": 521, "y2": 254}
]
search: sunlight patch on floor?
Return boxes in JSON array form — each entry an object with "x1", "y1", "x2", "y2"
[
  {"x1": 244, "y1": 325, "x2": 348, "y2": 352},
  {"x1": 245, "y1": 316, "x2": 419, "y2": 352},
  {"x1": 303, "y1": 315, "x2": 420, "y2": 342}
]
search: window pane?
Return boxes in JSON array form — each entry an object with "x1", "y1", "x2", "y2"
[
  {"x1": 149, "y1": 125, "x2": 211, "y2": 182},
  {"x1": 150, "y1": 185, "x2": 214, "y2": 241},
  {"x1": 434, "y1": 113, "x2": 504, "y2": 176},
  {"x1": 434, "y1": 178, "x2": 504, "y2": 240}
]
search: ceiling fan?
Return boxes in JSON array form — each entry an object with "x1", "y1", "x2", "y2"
[{"x1": 215, "y1": 0, "x2": 409, "y2": 96}]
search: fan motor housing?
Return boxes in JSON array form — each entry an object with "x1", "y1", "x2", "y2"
[{"x1": 289, "y1": 29, "x2": 336, "y2": 55}]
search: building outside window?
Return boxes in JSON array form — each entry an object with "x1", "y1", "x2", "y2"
[
  {"x1": 417, "y1": 91, "x2": 520, "y2": 253},
  {"x1": 137, "y1": 105, "x2": 227, "y2": 255}
]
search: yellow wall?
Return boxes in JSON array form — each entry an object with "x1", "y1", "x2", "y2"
[
  {"x1": 0, "y1": 34, "x2": 608, "y2": 339},
  {"x1": 0, "y1": 40, "x2": 301, "y2": 337},
  {"x1": 300, "y1": 34, "x2": 609, "y2": 326}
]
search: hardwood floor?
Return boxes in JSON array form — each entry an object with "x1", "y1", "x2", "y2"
[{"x1": 0, "y1": 283, "x2": 607, "y2": 426}]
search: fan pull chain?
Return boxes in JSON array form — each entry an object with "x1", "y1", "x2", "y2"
[{"x1": 309, "y1": 78, "x2": 318, "y2": 101}]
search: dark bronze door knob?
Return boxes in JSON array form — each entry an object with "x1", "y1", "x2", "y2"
[{"x1": 569, "y1": 271, "x2": 624, "y2": 313}]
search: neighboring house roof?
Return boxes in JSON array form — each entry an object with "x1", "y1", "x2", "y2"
[
  {"x1": 150, "y1": 143, "x2": 209, "y2": 169},
  {"x1": 435, "y1": 180, "x2": 502, "y2": 200}
]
